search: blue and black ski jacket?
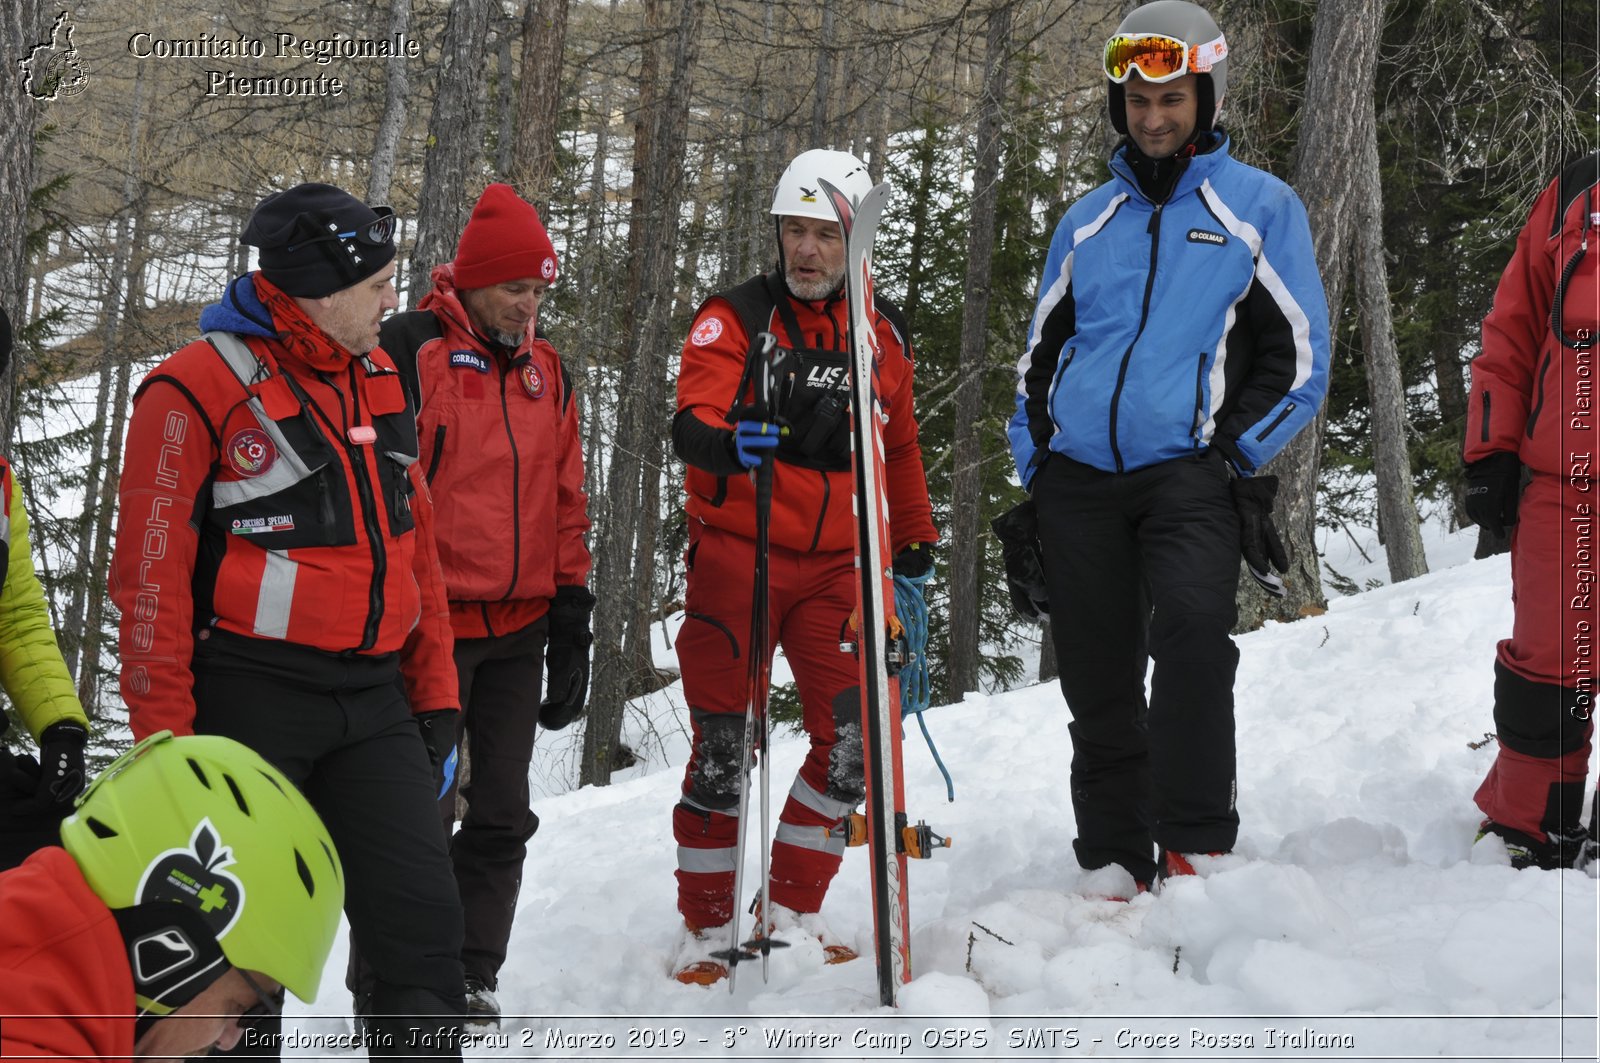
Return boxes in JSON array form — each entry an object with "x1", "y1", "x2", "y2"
[{"x1": 1008, "y1": 134, "x2": 1330, "y2": 484}]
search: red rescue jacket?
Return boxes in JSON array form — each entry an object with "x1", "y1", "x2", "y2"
[
  {"x1": 676, "y1": 273, "x2": 938, "y2": 554},
  {"x1": 111, "y1": 273, "x2": 457, "y2": 739},
  {"x1": 1468, "y1": 153, "x2": 1600, "y2": 476},
  {"x1": 0, "y1": 847, "x2": 135, "y2": 1061},
  {"x1": 382, "y1": 265, "x2": 592, "y2": 640}
]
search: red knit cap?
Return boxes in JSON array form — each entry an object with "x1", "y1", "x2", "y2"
[{"x1": 452, "y1": 183, "x2": 559, "y2": 289}]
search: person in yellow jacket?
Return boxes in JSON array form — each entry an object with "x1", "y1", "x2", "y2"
[{"x1": 0, "y1": 304, "x2": 90, "y2": 870}]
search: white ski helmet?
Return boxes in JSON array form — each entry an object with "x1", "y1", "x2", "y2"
[
  {"x1": 1106, "y1": 0, "x2": 1228, "y2": 136},
  {"x1": 770, "y1": 149, "x2": 873, "y2": 222}
]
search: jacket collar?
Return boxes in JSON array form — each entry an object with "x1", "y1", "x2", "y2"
[
  {"x1": 419, "y1": 262, "x2": 532, "y2": 361},
  {"x1": 1110, "y1": 130, "x2": 1231, "y2": 205}
]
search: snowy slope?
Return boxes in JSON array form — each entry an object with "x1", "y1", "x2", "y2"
[{"x1": 287, "y1": 535, "x2": 1597, "y2": 1061}]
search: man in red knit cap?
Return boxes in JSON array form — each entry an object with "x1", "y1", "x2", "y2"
[{"x1": 376, "y1": 183, "x2": 592, "y2": 1026}]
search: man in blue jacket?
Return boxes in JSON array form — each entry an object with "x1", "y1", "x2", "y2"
[{"x1": 1007, "y1": 0, "x2": 1330, "y2": 891}]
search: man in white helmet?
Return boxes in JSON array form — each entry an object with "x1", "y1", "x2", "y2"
[
  {"x1": 667, "y1": 148, "x2": 938, "y2": 984},
  {"x1": 1006, "y1": 1, "x2": 1330, "y2": 891}
]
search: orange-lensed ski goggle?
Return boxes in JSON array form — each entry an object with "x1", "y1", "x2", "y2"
[{"x1": 1103, "y1": 32, "x2": 1228, "y2": 84}]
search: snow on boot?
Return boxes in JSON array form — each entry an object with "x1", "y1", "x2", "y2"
[
  {"x1": 760, "y1": 896, "x2": 858, "y2": 965},
  {"x1": 672, "y1": 922, "x2": 734, "y2": 986},
  {"x1": 1153, "y1": 849, "x2": 1231, "y2": 891},
  {"x1": 1475, "y1": 819, "x2": 1589, "y2": 870},
  {"x1": 464, "y1": 976, "x2": 500, "y2": 1030},
  {"x1": 1080, "y1": 864, "x2": 1149, "y2": 902}
]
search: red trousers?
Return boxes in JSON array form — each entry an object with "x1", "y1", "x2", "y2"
[
  {"x1": 1476, "y1": 473, "x2": 1596, "y2": 840},
  {"x1": 673, "y1": 521, "x2": 864, "y2": 929}
]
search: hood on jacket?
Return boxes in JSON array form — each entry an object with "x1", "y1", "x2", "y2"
[{"x1": 197, "y1": 274, "x2": 277, "y2": 338}]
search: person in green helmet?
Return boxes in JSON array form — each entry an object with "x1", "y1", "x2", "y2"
[{"x1": 0, "y1": 731, "x2": 344, "y2": 1061}]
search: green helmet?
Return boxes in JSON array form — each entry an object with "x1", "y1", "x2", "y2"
[{"x1": 60, "y1": 732, "x2": 343, "y2": 1005}]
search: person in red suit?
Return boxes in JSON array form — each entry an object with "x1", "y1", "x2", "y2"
[
  {"x1": 668, "y1": 149, "x2": 939, "y2": 983},
  {"x1": 1465, "y1": 151, "x2": 1600, "y2": 872}
]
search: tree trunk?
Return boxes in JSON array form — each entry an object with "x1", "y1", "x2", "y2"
[
  {"x1": 511, "y1": 0, "x2": 571, "y2": 206},
  {"x1": 366, "y1": 0, "x2": 413, "y2": 205},
  {"x1": 495, "y1": 16, "x2": 517, "y2": 180},
  {"x1": 0, "y1": 0, "x2": 43, "y2": 448},
  {"x1": 409, "y1": 0, "x2": 495, "y2": 299},
  {"x1": 811, "y1": 0, "x2": 835, "y2": 146},
  {"x1": 1354, "y1": 101, "x2": 1427, "y2": 583},
  {"x1": 947, "y1": 1, "x2": 1012, "y2": 698},
  {"x1": 65, "y1": 63, "x2": 148, "y2": 675},
  {"x1": 582, "y1": 0, "x2": 707, "y2": 786},
  {"x1": 1242, "y1": 0, "x2": 1386, "y2": 628},
  {"x1": 1038, "y1": 619, "x2": 1057, "y2": 683}
]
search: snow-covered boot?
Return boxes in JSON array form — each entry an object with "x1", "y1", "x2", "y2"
[
  {"x1": 760, "y1": 895, "x2": 858, "y2": 964},
  {"x1": 1153, "y1": 849, "x2": 1230, "y2": 890},
  {"x1": 464, "y1": 976, "x2": 500, "y2": 1030},
  {"x1": 671, "y1": 922, "x2": 733, "y2": 986}
]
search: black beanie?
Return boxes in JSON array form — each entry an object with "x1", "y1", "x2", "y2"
[{"x1": 241, "y1": 183, "x2": 396, "y2": 298}]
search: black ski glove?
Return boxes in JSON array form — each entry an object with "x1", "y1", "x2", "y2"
[
  {"x1": 540, "y1": 586, "x2": 595, "y2": 731},
  {"x1": 892, "y1": 542, "x2": 935, "y2": 579},
  {"x1": 1464, "y1": 452, "x2": 1523, "y2": 538},
  {"x1": 991, "y1": 499, "x2": 1050, "y2": 622},
  {"x1": 1231, "y1": 475, "x2": 1290, "y2": 598},
  {"x1": 32, "y1": 722, "x2": 87, "y2": 811},
  {"x1": 415, "y1": 710, "x2": 458, "y2": 773}
]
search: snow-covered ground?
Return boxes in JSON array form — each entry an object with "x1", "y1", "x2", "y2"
[{"x1": 279, "y1": 525, "x2": 1596, "y2": 1061}]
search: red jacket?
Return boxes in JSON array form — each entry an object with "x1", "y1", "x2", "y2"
[
  {"x1": 676, "y1": 275, "x2": 938, "y2": 554},
  {"x1": 111, "y1": 274, "x2": 458, "y2": 739},
  {"x1": 0, "y1": 846, "x2": 135, "y2": 1061},
  {"x1": 1467, "y1": 153, "x2": 1600, "y2": 476},
  {"x1": 383, "y1": 265, "x2": 592, "y2": 640}
]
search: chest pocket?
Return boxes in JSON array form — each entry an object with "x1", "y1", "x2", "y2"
[
  {"x1": 771, "y1": 346, "x2": 853, "y2": 471},
  {"x1": 204, "y1": 331, "x2": 357, "y2": 550}
]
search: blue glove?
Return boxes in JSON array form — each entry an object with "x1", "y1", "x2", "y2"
[{"x1": 732, "y1": 418, "x2": 783, "y2": 469}]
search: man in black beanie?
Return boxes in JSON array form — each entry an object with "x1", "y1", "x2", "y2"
[{"x1": 109, "y1": 183, "x2": 468, "y2": 1059}]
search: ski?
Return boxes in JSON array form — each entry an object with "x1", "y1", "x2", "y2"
[{"x1": 819, "y1": 177, "x2": 912, "y2": 1007}]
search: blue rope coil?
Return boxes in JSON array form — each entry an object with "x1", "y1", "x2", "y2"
[{"x1": 895, "y1": 569, "x2": 954, "y2": 801}]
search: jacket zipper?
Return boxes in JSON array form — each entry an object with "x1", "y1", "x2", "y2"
[
  {"x1": 425, "y1": 425, "x2": 447, "y2": 484},
  {"x1": 1526, "y1": 353, "x2": 1552, "y2": 438},
  {"x1": 809, "y1": 470, "x2": 830, "y2": 552},
  {"x1": 341, "y1": 364, "x2": 388, "y2": 652},
  {"x1": 1256, "y1": 401, "x2": 1297, "y2": 443},
  {"x1": 499, "y1": 357, "x2": 523, "y2": 600},
  {"x1": 1191, "y1": 351, "x2": 1207, "y2": 446},
  {"x1": 1480, "y1": 391, "x2": 1491, "y2": 444},
  {"x1": 1107, "y1": 203, "x2": 1165, "y2": 472}
]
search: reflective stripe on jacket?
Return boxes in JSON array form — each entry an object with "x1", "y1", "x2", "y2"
[{"x1": 111, "y1": 274, "x2": 457, "y2": 739}]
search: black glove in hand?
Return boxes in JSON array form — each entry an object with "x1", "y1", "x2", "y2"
[
  {"x1": 1464, "y1": 452, "x2": 1523, "y2": 538},
  {"x1": 991, "y1": 499, "x2": 1050, "y2": 622},
  {"x1": 892, "y1": 542, "x2": 935, "y2": 579},
  {"x1": 540, "y1": 586, "x2": 595, "y2": 731},
  {"x1": 1231, "y1": 475, "x2": 1290, "y2": 598},
  {"x1": 414, "y1": 709, "x2": 458, "y2": 771},
  {"x1": 33, "y1": 722, "x2": 87, "y2": 810}
]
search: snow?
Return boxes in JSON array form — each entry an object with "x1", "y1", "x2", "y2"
[{"x1": 283, "y1": 527, "x2": 1597, "y2": 1061}]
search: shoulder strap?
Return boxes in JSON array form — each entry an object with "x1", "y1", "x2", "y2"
[
  {"x1": 872, "y1": 294, "x2": 913, "y2": 361},
  {"x1": 378, "y1": 310, "x2": 445, "y2": 412}
]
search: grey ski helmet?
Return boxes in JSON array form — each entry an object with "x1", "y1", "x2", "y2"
[{"x1": 1106, "y1": 0, "x2": 1229, "y2": 136}]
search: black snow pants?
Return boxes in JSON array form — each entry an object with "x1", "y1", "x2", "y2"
[
  {"x1": 1033, "y1": 450, "x2": 1242, "y2": 883},
  {"x1": 191, "y1": 629, "x2": 466, "y2": 1060}
]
